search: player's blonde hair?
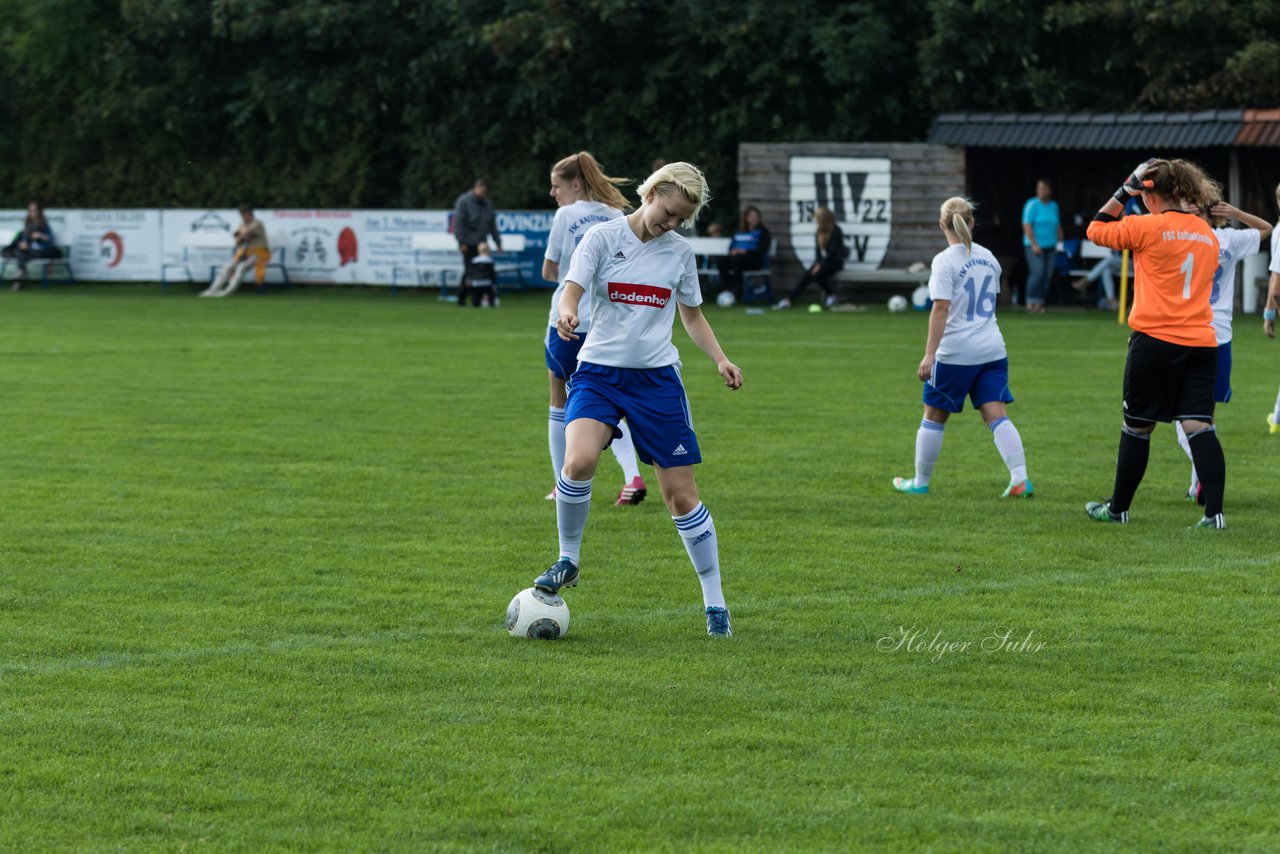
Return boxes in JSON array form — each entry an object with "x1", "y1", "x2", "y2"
[
  {"x1": 815, "y1": 206, "x2": 836, "y2": 249},
  {"x1": 552, "y1": 151, "x2": 630, "y2": 211},
  {"x1": 1143, "y1": 159, "x2": 1220, "y2": 211},
  {"x1": 637, "y1": 161, "x2": 711, "y2": 227},
  {"x1": 940, "y1": 196, "x2": 976, "y2": 255}
]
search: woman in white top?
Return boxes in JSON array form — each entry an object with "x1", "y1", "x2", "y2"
[
  {"x1": 542, "y1": 151, "x2": 647, "y2": 507},
  {"x1": 1176, "y1": 197, "x2": 1271, "y2": 498},
  {"x1": 533, "y1": 162, "x2": 743, "y2": 637},
  {"x1": 893, "y1": 197, "x2": 1032, "y2": 498}
]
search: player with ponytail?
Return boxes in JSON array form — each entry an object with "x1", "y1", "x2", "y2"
[
  {"x1": 892, "y1": 197, "x2": 1032, "y2": 498},
  {"x1": 541, "y1": 151, "x2": 648, "y2": 507},
  {"x1": 1084, "y1": 157, "x2": 1227, "y2": 528}
]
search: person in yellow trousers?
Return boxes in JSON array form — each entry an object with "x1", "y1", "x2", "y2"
[{"x1": 201, "y1": 205, "x2": 270, "y2": 297}]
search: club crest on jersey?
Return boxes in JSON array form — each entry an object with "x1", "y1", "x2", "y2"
[
  {"x1": 608, "y1": 282, "x2": 669, "y2": 308},
  {"x1": 789, "y1": 156, "x2": 891, "y2": 271}
]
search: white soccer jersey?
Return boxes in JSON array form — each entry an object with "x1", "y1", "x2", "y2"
[
  {"x1": 928, "y1": 242, "x2": 1007, "y2": 365},
  {"x1": 1209, "y1": 227, "x2": 1260, "y2": 344},
  {"x1": 544, "y1": 200, "x2": 624, "y2": 332},
  {"x1": 565, "y1": 217, "x2": 702, "y2": 369},
  {"x1": 1270, "y1": 228, "x2": 1280, "y2": 275}
]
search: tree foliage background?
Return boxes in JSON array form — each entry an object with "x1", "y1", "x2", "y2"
[{"x1": 2, "y1": 0, "x2": 1278, "y2": 223}]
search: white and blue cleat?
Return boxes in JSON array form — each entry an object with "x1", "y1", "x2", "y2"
[
  {"x1": 534, "y1": 558, "x2": 579, "y2": 594},
  {"x1": 706, "y1": 606, "x2": 733, "y2": 637}
]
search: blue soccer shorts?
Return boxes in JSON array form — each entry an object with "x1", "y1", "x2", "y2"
[
  {"x1": 545, "y1": 326, "x2": 586, "y2": 380},
  {"x1": 924, "y1": 357, "x2": 1014, "y2": 413},
  {"x1": 564, "y1": 361, "x2": 701, "y2": 467}
]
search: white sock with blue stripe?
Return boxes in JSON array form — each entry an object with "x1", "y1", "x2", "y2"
[
  {"x1": 548, "y1": 407, "x2": 566, "y2": 485},
  {"x1": 915, "y1": 418, "x2": 945, "y2": 486},
  {"x1": 989, "y1": 417, "x2": 1027, "y2": 482},
  {"x1": 555, "y1": 470, "x2": 592, "y2": 566},
  {"x1": 673, "y1": 502, "x2": 724, "y2": 609},
  {"x1": 610, "y1": 420, "x2": 642, "y2": 482}
]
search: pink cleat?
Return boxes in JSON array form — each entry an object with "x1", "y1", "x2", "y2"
[{"x1": 615, "y1": 476, "x2": 647, "y2": 506}]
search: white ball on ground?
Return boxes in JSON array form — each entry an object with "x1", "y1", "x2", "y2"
[
  {"x1": 716, "y1": 290, "x2": 736, "y2": 308},
  {"x1": 887, "y1": 295, "x2": 909, "y2": 313},
  {"x1": 911, "y1": 285, "x2": 932, "y2": 311},
  {"x1": 506, "y1": 587, "x2": 570, "y2": 639}
]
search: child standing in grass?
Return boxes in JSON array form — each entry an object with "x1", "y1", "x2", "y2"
[
  {"x1": 893, "y1": 197, "x2": 1032, "y2": 498},
  {"x1": 468, "y1": 243, "x2": 497, "y2": 307},
  {"x1": 533, "y1": 162, "x2": 743, "y2": 637}
]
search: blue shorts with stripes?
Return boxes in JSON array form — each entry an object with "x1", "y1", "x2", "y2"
[
  {"x1": 565, "y1": 361, "x2": 701, "y2": 468},
  {"x1": 924, "y1": 358, "x2": 1013, "y2": 413}
]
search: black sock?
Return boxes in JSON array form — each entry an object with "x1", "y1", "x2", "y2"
[
  {"x1": 1110, "y1": 426, "x2": 1150, "y2": 513},
  {"x1": 1186, "y1": 427, "x2": 1225, "y2": 517}
]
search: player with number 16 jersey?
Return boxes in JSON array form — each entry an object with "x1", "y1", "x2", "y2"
[{"x1": 893, "y1": 196, "x2": 1032, "y2": 498}]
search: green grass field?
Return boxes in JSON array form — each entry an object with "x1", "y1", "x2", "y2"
[{"x1": 2, "y1": 285, "x2": 1278, "y2": 851}]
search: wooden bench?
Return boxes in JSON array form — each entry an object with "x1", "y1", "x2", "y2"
[
  {"x1": 834, "y1": 267, "x2": 931, "y2": 287},
  {"x1": 687, "y1": 236, "x2": 731, "y2": 289},
  {"x1": 686, "y1": 236, "x2": 777, "y2": 304},
  {"x1": 391, "y1": 233, "x2": 527, "y2": 298}
]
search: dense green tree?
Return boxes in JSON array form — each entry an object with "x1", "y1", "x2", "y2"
[{"x1": 1, "y1": 0, "x2": 1276, "y2": 222}]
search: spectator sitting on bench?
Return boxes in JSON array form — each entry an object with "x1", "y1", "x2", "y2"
[
  {"x1": 469, "y1": 242, "x2": 498, "y2": 307},
  {"x1": 1072, "y1": 197, "x2": 1139, "y2": 310},
  {"x1": 200, "y1": 205, "x2": 270, "y2": 298},
  {"x1": 6, "y1": 201, "x2": 60, "y2": 291},
  {"x1": 774, "y1": 206, "x2": 847, "y2": 310},
  {"x1": 715, "y1": 205, "x2": 771, "y2": 299}
]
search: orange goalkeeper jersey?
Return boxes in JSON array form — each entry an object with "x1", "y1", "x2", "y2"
[{"x1": 1087, "y1": 209, "x2": 1218, "y2": 347}]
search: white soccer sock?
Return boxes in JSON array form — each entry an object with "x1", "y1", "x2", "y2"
[
  {"x1": 915, "y1": 418, "x2": 945, "y2": 486},
  {"x1": 555, "y1": 471, "x2": 592, "y2": 566},
  {"x1": 548, "y1": 407, "x2": 566, "y2": 484},
  {"x1": 989, "y1": 417, "x2": 1027, "y2": 482},
  {"x1": 673, "y1": 502, "x2": 724, "y2": 609},
  {"x1": 610, "y1": 419, "x2": 642, "y2": 482},
  {"x1": 1273, "y1": 385, "x2": 1280, "y2": 421},
  {"x1": 1175, "y1": 420, "x2": 1199, "y2": 491}
]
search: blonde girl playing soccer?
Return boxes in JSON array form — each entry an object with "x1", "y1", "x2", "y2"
[
  {"x1": 893, "y1": 197, "x2": 1032, "y2": 498},
  {"x1": 533, "y1": 162, "x2": 743, "y2": 637}
]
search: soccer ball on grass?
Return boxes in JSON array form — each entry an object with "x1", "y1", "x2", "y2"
[
  {"x1": 506, "y1": 587, "x2": 571, "y2": 639},
  {"x1": 887, "y1": 295, "x2": 909, "y2": 313},
  {"x1": 911, "y1": 285, "x2": 932, "y2": 311},
  {"x1": 716, "y1": 290, "x2": 736, "y2": 308}
]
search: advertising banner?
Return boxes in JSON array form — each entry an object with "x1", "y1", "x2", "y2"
[
  {"x1": 6, "y1": 207, "x2": 559, "y2": 288},
  {"x1": 2, "y1": 209, "x2": 162, "y2": 281}
]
